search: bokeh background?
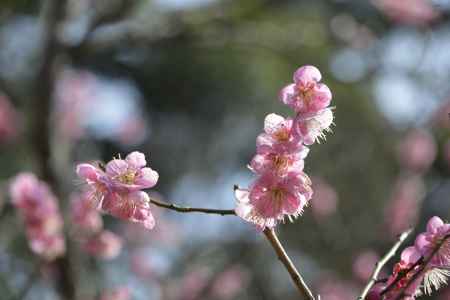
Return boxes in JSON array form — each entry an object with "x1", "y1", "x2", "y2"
[{"x1": 1, "y1": 0, "x2": 450, "y2": 299}]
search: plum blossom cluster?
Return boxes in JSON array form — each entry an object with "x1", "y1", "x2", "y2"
[
  {"x1": 76, "y1": 151, "x2": 159, "y2": 229},
  {"x1": 9, "y1": 173, "x2": 66, "y2": 261},
  {"x1": 367, "y1": 216, "x2": 450, "y2": 300},
  {"x1": 235, "y1": 65, "x2": 333, "y2": 229},
  {"x1": 71, "y1": 192, "x2": 123, "y2": 259}
]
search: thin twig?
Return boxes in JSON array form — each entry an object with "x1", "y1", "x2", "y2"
[
  {"x1": 357, "y1": 229, "x2": 413, "y2": 300},
  {"x1": 393, "y1": 234, "x2": 450, "y2": 300},
  {"x1": 149, "y1": 198, "x2": 236, "y2": 216},
  {"x1": 263, "y1": 228, "x2": 316, "y2": 300}
]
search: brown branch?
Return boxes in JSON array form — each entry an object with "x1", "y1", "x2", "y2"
[
  {"x1": 32, "y1": 1, "x2": 76, "y2": 300},
  {"x1": 149, "y1": 197, "x2": 236, "y2": 216},
  {"x1": 263, "y1": 228, "x2": 316, "y2": 300},
  {"x1": 357, "y1": 229, "x2": 413, "y2": 300}
]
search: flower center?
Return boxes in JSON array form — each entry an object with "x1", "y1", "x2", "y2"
[
  {"x1": 271, "y1": 188, "x2": 285, "y2": 204},
  {"x1": 118, "y1": 171, "x2": 136, "y2": 184},
  {"x1": 297, "y1": 82, "x2": 315, "y2": 104},
  {"x1": 273, "y1": 128, "x2": 290, "y2": 142},
  {"x1": 272, "y1": 155, "x2": 290, "y2": 172}
]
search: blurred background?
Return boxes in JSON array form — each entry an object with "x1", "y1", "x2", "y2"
[{"x1": 1, "y1": 0, "x2": 450, "y2": 299}]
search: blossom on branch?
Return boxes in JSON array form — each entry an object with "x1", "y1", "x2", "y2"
[
  {"x1": 235, "y1": 65, "x2": 334, "y2": 229},
  {"x1": 76, "y1": 151, "x2": 158, "y2": 230},
  {"x1": 367, "y1": 216, "x2": 450, "y2": 300}
]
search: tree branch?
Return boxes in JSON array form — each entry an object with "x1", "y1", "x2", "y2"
[
  {"x1": 149, "y1": 197, "x2": 236, "y2": 216},
  {"x1": 148, "y1": 197, "x2": 315, "y2": 299},
  {"x1": 357, "y1": 229, "x2": 412, "y2": 300},
  {"x1": 263, "y1": 228, "x2": 316, "y2": 300},
  {"x1": 32, "y1": 1, "x2": 76, "y2": 299}
]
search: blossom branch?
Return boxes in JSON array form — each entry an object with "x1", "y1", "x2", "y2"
[
  {"x1": 357, "y1": 229, "x2": 413, "y2": 300},
  {"x1": 263, "y1": 228, "x2": 316, "y2": 300},
  {"x1": 148, "y1": 197, "x2": 236, "y2": 216},
  {"x1": 393, "y1": 233, "x2": 450, "y2": 300}
]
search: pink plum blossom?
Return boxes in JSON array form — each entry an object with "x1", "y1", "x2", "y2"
[
  {"x1": 256, "y1": 113, "x2": 304, "y2": 154},
  {"x1": 414, "y1": 216, "x2": 450, "y2": 267},
  {"x1": 368, "y1": 217, "x2": 450, "y2": 299},
  {"x1": 82, "y1": 230, "x2": 123, "y2": 260},
  {"x1": 279, "y1": 65, "x2": 332, "y2": 115},
  {"x1": 236, "y1": 65, "x2": 333, "y2": 229},
  {"x1": 9, "y1": 173, "x2": 66, "y2": 260},
  {"x1": 294, "y1": 108, "x2": 334, "y2": 145},
  {"x1": 102, "y1": 191, "x2": 155, "y2": 229},
  {"x1": 397, "y1": 129, "x2": 436, "y2": 173},
  {"x1": 105, "y1": 151, "x2": 159, "y2": 192},
  {"x1": 249, "y1": 150, "x2": 308, "y2": 176},
  {"x1": 235, "y1": 171, "x2": 312, "y2": 229},
  {"x1": 76, "y1": 151, "x2": 158, "y2": 229}
]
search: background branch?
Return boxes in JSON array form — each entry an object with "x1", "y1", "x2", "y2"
[
  {"x1": 31, "y1": 1, "x2": 75, "y2": 299},
  {"x1": 357, "y1": 229, "x2": 412, "y2": 300}
]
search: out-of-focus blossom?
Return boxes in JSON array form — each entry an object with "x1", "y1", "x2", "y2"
[
  {"x1": 385, "y1": 176, "x2": 424, "y2": 237},
  {"x1": 279, "y1": 65, "x2": 332, "y2": 115},
  {"x1": 372, "y1": 0, "x2": 440, "y2": 26},
  {"x1": 210, "y1": 265, "x2": 250, "y2": 300},
  {"x1": 316, "y1": 276, "x2": 359, "y2": 300},
  {"x1": 397, "y1": 128, "x2": 436, "y2": 173},
  {"x1": 82, "y1": 230, "x2": 123, "y2": 260},
  {"x1": 55, "y1": 69, "x2": 95, "y2": 140},
  {"x1": 353, "y1": 250, "x2": 380, "y2": 282},
  {"x1": 0, "y1": 93, "x2": 19, "y2": 143},
  {"x1": 70, "y1": 191, "x2": 103, "y2": 234},
  {"x1": 55, "y1": 69, "x2": 147, "y2": 145},
  {"x1": 311, "y1": 177, "x2": 338, "y2": 220},
  {"x1": 235, "y1": 171, "x2": 312, "y2": 229},
  {"x1": 9, "y1": 173, "x2": 66, "y2": 260},
  {"x1": 129, "y1": 252, "x2": 154, "y2": 279},
  {"x1": 99, "y1": 287, "x2": 131, "y2": 300},
  {"x1": 178, "y1": 267, "x2": 211, "y2": 300},
  {"x1": 368, "y1": 216, "x2": 450, "y2": 299},
  {"x1": 76, "y1": 151, "x2": 158, "y2": 229}
]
